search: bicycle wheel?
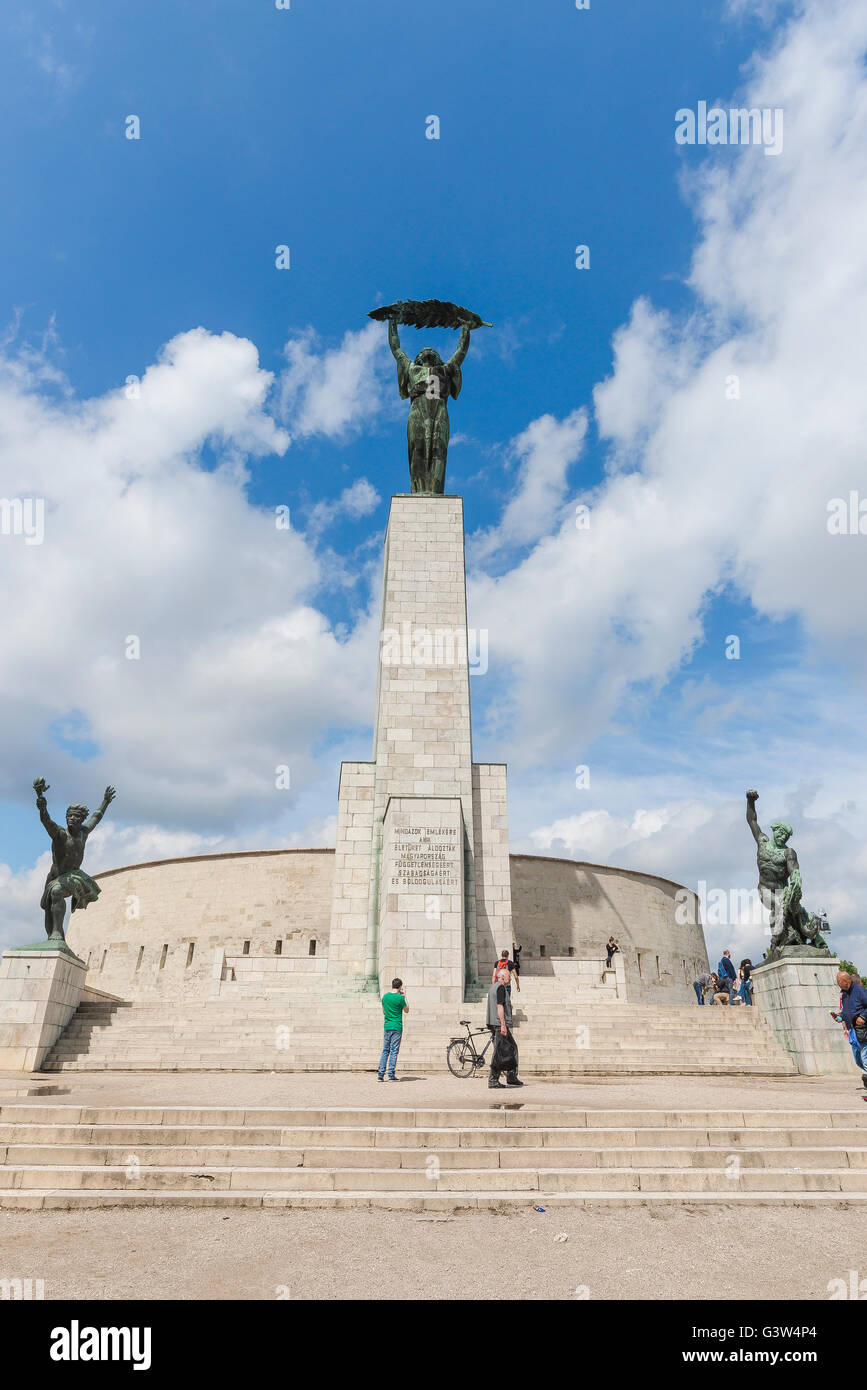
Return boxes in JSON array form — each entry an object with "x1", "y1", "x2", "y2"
[{"x1": 446, "y1": 1039, "x2": 476, "y2": 1078}]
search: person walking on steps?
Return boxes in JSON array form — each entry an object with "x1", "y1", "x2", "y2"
[
  {"x1": 377, "y1": 978, "x2": 408, "y2": 1082},
  {"x1": 486, "y1": 975, "x2": 522, "y2": 1089},
  {"x1": 492, "y1": 951, "x2": 519, "y2": 1000},
  {"x1": 831, "y1": 971, "x2": 867, "y2": 1102}
]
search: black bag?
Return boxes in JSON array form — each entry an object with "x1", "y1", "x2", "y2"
[{"x1": 492, "y1": 1028, "x2": 518, "y2": 1074}]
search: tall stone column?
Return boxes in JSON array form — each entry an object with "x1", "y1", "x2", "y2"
[
  {"x1": 328, "y1": 493, "x2": 513, "y2": 999},
  {"x1": 371, "y1": 496, "x2": 476, "y2": 998},
  {"x1": 331, "y1": 497, "x2": 475, "y2": 994}
]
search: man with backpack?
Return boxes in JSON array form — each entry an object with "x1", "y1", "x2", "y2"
[
  {"x1": 717, "y1": 949, "x2": 737, "y2": 999},
  {"x1": 491, "y1": 949, "x2": 520, "y2": 1000}
]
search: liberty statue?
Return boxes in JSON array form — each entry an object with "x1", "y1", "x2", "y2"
[{"x1": 368, "y1": 299, "x2": 490, "y2": 495}]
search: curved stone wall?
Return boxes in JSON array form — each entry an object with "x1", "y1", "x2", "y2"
[
  {"x1": 68, "y1": 847, "x2": 706, "y2": 1003},
  {"x1": 69, "y1": 850, "x2": 334, "y2": 1002},
  {"x1": 508, "y1": 854, "x2": 707, "y2": 1004}
]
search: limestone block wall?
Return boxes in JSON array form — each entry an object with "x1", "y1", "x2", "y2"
[
  {"x1": 213, "y1": 949, "x2": 329, "y2": 998},
  {"x1": 328, "y1": 761, "x2": 376, "y2": 980},
  {"x1": 472, "y1": 764, "x2": 512, "y2": 978},
  {"x1": 508, "y1": 855, "x2": 707, "y2": 1004},
  {"x1": 67, "y1": 849, "x2": 333, "y2": 1001},
  {"x1": 64, "y1": 847, "x2": 705, "y2": 1005},
  {"x1": 379, "y1": 796, "x2": 465, "y2": 1002}
]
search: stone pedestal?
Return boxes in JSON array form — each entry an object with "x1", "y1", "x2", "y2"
[
  {"x1": 0, "y1": 944, "x2": 87, "y2": 1071},
  {"x1": 379, "y1": 797, "x2": 465, "y2": 1003},
  {"x1": 751, "y1": 952, "x2": 854, "y2": 1075},
  {"x1": 328, "y1": 494, "x2": 513, "y2": 998}
]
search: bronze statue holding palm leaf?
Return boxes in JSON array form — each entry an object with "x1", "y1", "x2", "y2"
[{"x1": 368, "y1": 299, "x2": 491, "y2": 495}]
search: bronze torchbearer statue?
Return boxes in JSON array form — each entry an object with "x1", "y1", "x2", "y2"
[
  {"x1": 33, "y1": 777, "x2": 116, "y2": 943},
  {"x1": 745, "y1": 789, "x2": 830, "y2": 959},
  {"x1": 368, "y1": 299, "x2": 491, "y2": 496}
]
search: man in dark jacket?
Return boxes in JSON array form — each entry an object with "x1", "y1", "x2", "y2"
[
  {"x1": 486, "y1": 975, "x2": 522, "y2": 1089},
  {"x1": 717, "y1": 950, "x2": 737, "y2": 999},
  {"x1": 836, "y1": 971, "x2": 867, "y2": 1092}
]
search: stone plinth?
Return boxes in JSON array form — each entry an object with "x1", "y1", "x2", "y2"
[
  {"x1": 0, "y1": 945, "x2": 87, "y2": 1071},
  {"x1": 378, "y1": 796, "x2": 465, "y2": 1003},
  {"x1": 751, "y1": 952, "x2": 854, "y2": 1075}
]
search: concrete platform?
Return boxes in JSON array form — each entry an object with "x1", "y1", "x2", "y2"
[{"x1": 3, "y1": 1068, "x2": 861, "y2": 1110}]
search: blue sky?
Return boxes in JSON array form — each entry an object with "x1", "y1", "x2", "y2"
[
  {"x1": 2, "y1": 0, "x2": 867, "y2": 971},
  {"x1": 2, "y1": 0, "x2": 759, "y2": 441}
]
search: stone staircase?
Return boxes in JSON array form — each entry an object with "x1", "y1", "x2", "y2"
[
  {"x1": 40, "y1": 983, "x2": 797, "y2": 1076},
  {"x1": 0, "y1": 1102, "x2": 864, "y2": 1209},
  {"x1": 466, "y1": 960, "x2": 620, "y2": 1005}
]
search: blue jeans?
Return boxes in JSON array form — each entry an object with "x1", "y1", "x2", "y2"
[
  {"x1": 378, "y1": 1029, "x2": 402, "y2": 1079},
  {"x1": 738, "y1": 981, "x2": 753, "y2": 1005},
  {"x1": 693, "y1": 982, "x2": 705, "y2": 1005}
]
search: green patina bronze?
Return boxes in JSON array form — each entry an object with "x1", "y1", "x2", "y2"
[
  {"x1": 746, "y1": 789, "x2": 830, "y2": 959},
  {"x1": 32, "y1": 776, "x2": 116, "y2": 944},
  {"x1": 368, "y1": 299, "x2": 490, "y2": 496}
]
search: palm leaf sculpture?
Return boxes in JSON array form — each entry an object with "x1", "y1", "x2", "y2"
[
  {"x1": 367, "y1": 299, "x2": 492, "y2": 330},
  {"x1": 369, "y1": 297, "x2": 491, "y2": 495}
]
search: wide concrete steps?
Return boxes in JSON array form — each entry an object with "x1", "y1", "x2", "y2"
[
  {"x1": 41, "y1": 997, "x2": 796, "y2": 1076},
  {"x1": 1, "y1": 1104, "x2": 864, "y2": 1209}
]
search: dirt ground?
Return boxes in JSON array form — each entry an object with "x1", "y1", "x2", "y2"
[{"x1": 0, "y1": 1203, "x2": 862, "y2": 1301}]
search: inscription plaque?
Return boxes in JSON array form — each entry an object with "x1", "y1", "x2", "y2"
[{"x1": 389, "y1": 825, "x2": 459, "y2": 889}]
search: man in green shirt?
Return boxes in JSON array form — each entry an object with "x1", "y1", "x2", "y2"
[{"x1": 378, "y1": 978, "x2": 409, "y2": 1081}]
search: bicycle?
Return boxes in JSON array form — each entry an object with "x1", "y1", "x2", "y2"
[{"x1": 446, "y1": 1019, "x2": 495, "y2": 1078}]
